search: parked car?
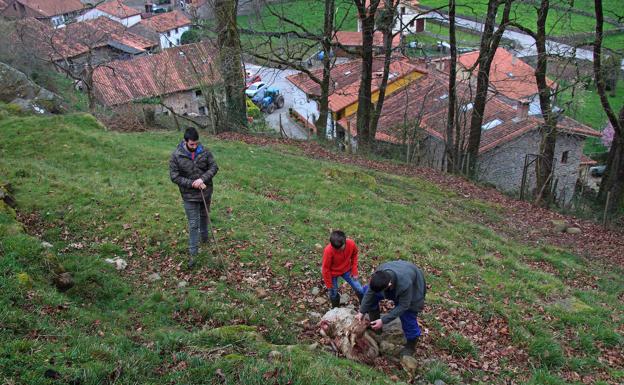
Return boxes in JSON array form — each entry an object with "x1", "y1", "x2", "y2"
[
  {"x1": 245, "y1": 72, "x2": 261, "y2": 89},
  {"x1": 589, "y1": 165, "x2": 606, "y2": 177},
  {"x1": 245, "y1": 81, "x2": 266, "y2": 98}
]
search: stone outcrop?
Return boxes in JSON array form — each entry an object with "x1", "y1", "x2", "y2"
[{"x1": 0, "y1": 62, "x2": 65, "y2": 114}]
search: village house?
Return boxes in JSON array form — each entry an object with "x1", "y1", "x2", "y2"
[
  {"x1": 332, "y1": 31, "x2": 401, "y2": 57},
  {"x1": 358, "y1": 0, "x2": 426, "y2": 35},
  {"x1": 129, "y1": 10, "x2": 191, "y2": 49},
  {"x1": 1, "y1": 0, "x2": 85, "y2": 28},
  {"x1": 92, "y1": 41, "x2": 221, "y2": 118},
  {"x1": 77, "y1": 0, "x2": 142, "y2": 27},
  {"x1": 287, "y1": 56, "x2": 427, "y2": 137},
  {"x1": 428, "y1": 48, "x2": 557, "y2": 116},
  {"x1": 14, "y1": 17, "x2": 158, "y2": 76},
  {"x1": 336, "y1": 67, "x2": 599, "y2": 203}
]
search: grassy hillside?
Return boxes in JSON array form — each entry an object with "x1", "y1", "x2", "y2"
[{"x1": 1, "y1": 113, "x2": 623, "y2": 384}]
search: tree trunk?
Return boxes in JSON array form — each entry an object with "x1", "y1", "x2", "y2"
[
  {"x1": 354, "y1": 0, "x2": 380, "y2": 152},
  {"x1": 316, "y1": 0, "x2": 336, "y2": 139},
  {"x1": 215, "y1": 0, "x2": 247, "y2": 132},
  {"x1": 594, "y1": 0, "x2": 624, "y2": 213},
  {"x1": 465, "y1": 0, "x2": 512, "y2": 177},
  {"x1": 446, "y1": 0, "x2": 457, "y2": 173},
  {"x1": 369, "y1": 0, "x2": 398, "y2": 144},
  {"x1": 533, "y1": 0, "x2": 558, "y2": 207}
]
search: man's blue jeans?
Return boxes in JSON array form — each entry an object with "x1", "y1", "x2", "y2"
[
  {"x1": 362, "y1": 285, "x2": 421, "y2": 341},
  {"x1": 183, "y1": 199, "x2": 210, "y2": 256},
  {"x1": 328, "y1": 271, "x2": 364, "y2": 300}
]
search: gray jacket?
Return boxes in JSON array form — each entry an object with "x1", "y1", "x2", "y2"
[
  {"x1": 169, "y1": 141, "x2": 218, "y2": 202},
  {"x1": 360, "y1": 260, "x2": 426, "y2": 325}
]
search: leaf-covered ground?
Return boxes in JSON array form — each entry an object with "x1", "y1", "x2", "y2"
[{"x1": 1, "y1": 113, "x2": 622, "y2": 384}]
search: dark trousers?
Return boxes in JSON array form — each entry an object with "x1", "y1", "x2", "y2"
[
  {"x1": 183, "y1": 199, "x2": 210, "y2": 255},
  {"x1": 362, "y1": 285, "x2": 421, "y2": 341}
]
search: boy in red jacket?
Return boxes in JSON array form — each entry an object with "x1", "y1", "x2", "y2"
[{"x1": 322, "y1": 230, "x2": 364, "y2": 308}]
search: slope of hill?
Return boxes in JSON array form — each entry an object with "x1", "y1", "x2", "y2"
[{"x1": 1, "y1": 113, "x2": 622, "y2": 384}]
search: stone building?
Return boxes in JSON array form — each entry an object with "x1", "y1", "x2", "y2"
[
  {"x1": 1, "y1": 0, "x2": 85, "y2": 28},
  {"x1": 92, "y1": 41, "x2": 221, "y2": 118},
  {"x1": 77, "y1": 0, "x2": 142, "y2": 27},
  {"x1": 129, "y1": 10, "x2": 190, "y2": 49},
  {"x1": 13, "y1": 17, "x2": 158, "y2": 76}
]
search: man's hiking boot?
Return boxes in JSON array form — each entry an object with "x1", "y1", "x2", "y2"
[
  {"x1": 330, "y1": 295, "x2": 341, "y2": 308},
  {"x1": 369, "y1": 309, "x2": 382, "y2": 335},
  {"x1": 399, "y1": 339, "x2": 418, "y2": 357}
]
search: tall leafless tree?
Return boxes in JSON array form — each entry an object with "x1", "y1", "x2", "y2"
[
  {"x1": 594, "y1": 0, "x2": 624, "y2": 213},
  {"x1": 512, "y1": 0, "x2": 560, "y2": 206},
  {"x1": 353, "y1": 0, "x2": 381, "y2": 151},
  {"x1": 465, "y1": 0, "x2": 512, "y2": 176},
  {"x1": 215, "y1": 0, "x2": 248, "y2": 131},
  {"x1": 446, "y1": 0, "x2": 458, "y2": 172}
]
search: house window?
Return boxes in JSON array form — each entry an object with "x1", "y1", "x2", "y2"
[
  {"x1": 175, "y1": 28, "x2": 179, "y2": 33},
  {"x1": 199, "y1": 106, "x2": 208, "y2": 115},
  {"x1": 167, "y1": 31, "x2": 171, "y2": 36},
  {"x1": 401, "y1": 6, "x2": 405, "y2": 15},
  {"x1": 195, "y1": 89, "x2": 202, "y2": 97},
  {"x1": 409, "y1": 19, "x2": 414, "y2": 27},
  {"x1": 176, "y1": 38, "x2": 180, "y2": 45},
  {"x1": 561, "y1": 151, "x2": 569, "y2": 164}
]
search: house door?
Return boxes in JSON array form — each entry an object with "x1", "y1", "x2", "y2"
[{"x1": 416, "y1": 19, "x2": 425, "y2": 33}]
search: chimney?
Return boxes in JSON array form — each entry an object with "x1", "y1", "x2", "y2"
[{"x1": 516, "y1": 101, "x2": 529, "y2": 121}]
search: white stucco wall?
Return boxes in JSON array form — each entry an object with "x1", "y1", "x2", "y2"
[
  {"x1": 78, "y1": 9, "x2": 141, "y2": 27},
  {"x1": 159, "y1": 25, "x2": 189, "y2": 49}
]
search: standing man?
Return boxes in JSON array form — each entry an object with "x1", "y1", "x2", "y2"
[
  {"x1": 357, "y1": 260, "x2": 426, "y2": 357},
  {"x1": 321, "y1": 230, "x2": 364, "y2": 308},
  {"x1": 169, "y1": 127, "x2": 218, "y2": 268}
]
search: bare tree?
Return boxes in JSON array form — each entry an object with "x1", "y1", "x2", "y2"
[
  {"x1": 594, "y1": 0, "x2": 624, "y2": 213},
  {"x1": 215, "y1": 0, "x2": 247, "y2": 131},
  {"x1": 510, "y1": 0, "x2": 560, "y2": 206},
  {"x1": 353, "y1": 0, "x2": 381, "y2": 151},
  {"x1": 446, "y1": 0, "x2": 458, "y2": 172},
  {"x1": 465, "y1": 0, "x2": 513, "y2": 176}
]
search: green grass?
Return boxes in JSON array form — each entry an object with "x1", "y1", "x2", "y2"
[
  {"x1": 238, "y1": 0, "x2": 358, "y2": 32},
  {"x1": 558, "y1": 80, "x2": 624, "y2": 155},
  {"x1": 1, "y1": 112, "x2": 623, "y2": 383},
  {"x1": 419, "y1": 0, "x2": 619, "y2": 36}
]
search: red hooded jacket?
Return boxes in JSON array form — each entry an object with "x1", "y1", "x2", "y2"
[{"x1": 321, "y1": 239, "x2": 359, "y2": 288}]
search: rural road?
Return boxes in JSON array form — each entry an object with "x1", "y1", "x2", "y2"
[
  {"x1": 244, "y1": 64, "x2": 318, "y2": 140},
  {"x1": 425, "y1": 11, "x2": 624, "y2": 69}
]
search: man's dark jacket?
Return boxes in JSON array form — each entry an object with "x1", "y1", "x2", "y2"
[
  {"x1": 169, "y1": 141, "x2": 218, "y2": 202},
  {"x1": 360, "y1": 260, "x2": 426, "y2": 325}
]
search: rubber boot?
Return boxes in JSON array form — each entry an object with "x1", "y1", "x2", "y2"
[
  {"x1": 400, "y1": 338, "x2": 418, "y2": 357},
  {"x1": 330, "y1": 294, "x2": 341, "y2": 308},
  {"x1": 369, "y1": 309, "x2": 382, "y2": 335}
]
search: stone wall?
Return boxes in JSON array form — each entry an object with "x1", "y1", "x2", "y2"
[{"x1": 477, "y1": 130, "x2": 584, "y2": 204}]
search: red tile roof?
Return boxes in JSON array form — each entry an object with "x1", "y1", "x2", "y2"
[
  {"x1": 93, "y1": 42, "x2": 220, "y2": 106},
  {"x1": 13, "y1": 0, "x2": 84, "y2": 17},
  {"x1": 339, "y1": 68, "x2": 599, "y2": 153},
  {"x1": 96, "y1": 0, "x2": 141, "y2": 18},
  {"x1": 580, "y1": 155, "x2": 597, "y2": 166},
  {"x1": 15, "y1": 16, "x2": 157, "y2": 61},
  {"x1": 287, "y1": 56, "x2": 426, "y2": 113},
  {"x1": 458, "y1": 47, "x2": 556, "y2": 101},
  {"x1": 138, "y1": 10, "x2": 190, "y2": 32},
  {"x1": 333, "y1": 30, "x2": 401, "y2": 49}
]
